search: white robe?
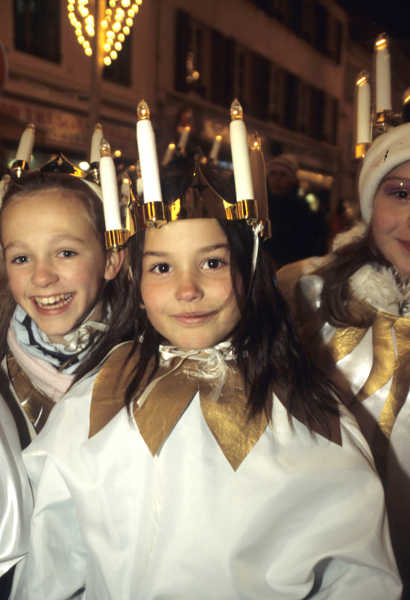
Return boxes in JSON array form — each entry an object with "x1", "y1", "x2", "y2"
[
  {"x1": 0, "y1": 397, "x2": 33, "y2": 577},
  {"x1": 10, "y1": 360, "x2": 401, "y2": 600}
]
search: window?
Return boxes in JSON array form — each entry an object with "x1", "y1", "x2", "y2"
[
  {"x1": 284, "y1": 72, "x2": 299, "y2": 131},
  {"x1": 14, "y1": 0, "x2": 61, "y2": 62},
  {"x1": 103, "y1": 33, "x2": 132, "y2": 87},
  {"x1": 210, "y1": 31, "x2": 235, "y2": 107},
  {"x1": 248, "y1": 52, "x2": 270, "y2": 120}
]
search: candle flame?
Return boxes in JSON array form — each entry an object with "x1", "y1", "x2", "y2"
[
  {"x1": 375, "y1": 33, "x2": 388, "y2": 51},
  {"x1": 168, "y1": 142, "x2": 176, "y2": 149},
  {"x1": 137, "y1": 100, "x2": 150, "y2": 120},
  {"x1": 184, "y1": 126, "x2": 191, "y2": 132},
  {"x1": 215, "y1": 134, "x2": 222, "y2": 142},
  {"x1": 403, "y1": 88, "x2": 410, "y2": 105},
  {"x1": 114, "y1": 149, "x2": 122, "y2": 158},
  {"x1": 122, "y1": 177, "x2": 130, "y2": 185},
  {"x1": 230, "y1": 99, "x2": 243, "y2": 121},
  {"x1": 100, "y1": 138, "x2": 112, "y2": 157},
  {"x1": 356, "y1": 72, "x2": 369, "y2": 87}
]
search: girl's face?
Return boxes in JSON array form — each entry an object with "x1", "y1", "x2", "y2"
[
  {"x1": 372, "y1": 160, "x2": 410, "y2": 276},
  {"x1": 140, "y1": 218, "x2": 241, "y2": 349},
  {"x1": 1, "y1": 188, "x2": 122, "y2": 343}
]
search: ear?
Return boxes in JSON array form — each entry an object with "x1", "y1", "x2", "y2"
[{"x1": 104, "y1": 248, "x2": 126, "y2": 281}]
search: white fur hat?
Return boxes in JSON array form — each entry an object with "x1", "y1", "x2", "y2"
[{"x1": 358, "y1": 122, "x2": 410, "y2": 223}]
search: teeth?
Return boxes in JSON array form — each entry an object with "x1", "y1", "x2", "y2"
[{"x1": 34, "y1": 293, "x2": 73, "y2": 309}]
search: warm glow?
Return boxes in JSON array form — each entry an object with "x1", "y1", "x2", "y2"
[
  {"x1": 375, "y1": 33, "x2": 388, "y2": 51},
  {"x1": 215, "y1": 135, "x2": 222, "y2": 142},
  {"x1": 137, "y1": 100, "x2": 150, "y2": 120},
  {"x1": 168, "y1": 142, "x2": 176, "y2": 149},
  {"x1": 356, "y1": 72, "x2": 369, "y2": 87},
  {"x1": 66, "y1": 0, "x2": 142, "y2": 63},
  {"x1": 230, "y1": 98, "x2": 243, "y2": 121}
]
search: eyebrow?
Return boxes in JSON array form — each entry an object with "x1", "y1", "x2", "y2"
[
  {"x1": 382, "y1": 176, "x2": 410, "y2": 184},
  {"x1": 143, "y1": 243, "x2": 229, "y2": 258},
  {"x1": 4, "y1": 234, "x2": 89, "y2": 252}
]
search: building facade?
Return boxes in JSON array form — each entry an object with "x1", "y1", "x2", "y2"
[{"x1": 1, "y1": 0, "x2": 407, "y2": 214}]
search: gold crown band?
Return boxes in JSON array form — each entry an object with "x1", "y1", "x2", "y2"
[{"x1": 104, "y1": 229, "x2": 130, "y2": 250}]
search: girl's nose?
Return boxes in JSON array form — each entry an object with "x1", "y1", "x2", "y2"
[
  {"x1": 175, "y1": 273, "x2": 203, "y2": 302},
  {"x1": 31, "y1": 260, "x2": 59, "y2": 287}
]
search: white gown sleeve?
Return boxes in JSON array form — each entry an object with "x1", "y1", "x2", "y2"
[
  {"x1": 10, "y1": 452, "x2": 87, "y2": 600},
  {"x1": 0, "y1": 397, "x2": 33, "y2": 577}
]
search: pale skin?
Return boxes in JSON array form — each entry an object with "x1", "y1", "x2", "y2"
[
  {"x1": 372, "y1": 160, "x2": 410, "y2": 277},
  {"x1": 140, "y1": 218, "x2": 241, "y2": 350},
  {"x1": 1, "y1": 188, "x2": 124, "y2": 344}
]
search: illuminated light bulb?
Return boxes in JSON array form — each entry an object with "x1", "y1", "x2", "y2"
[
  {"x1": 116, "y1": 7, "x2": 125, "y2": 18},
  {"x1": 85, "y1": 47, "x2": 92, "y2": 56},
  {"x1": 118, "y1": 33, "x2": 125, "y2": 41},
  {"x1": 110, "y1": 50, "x2": 118, "y2": 60},
  {"x1": 122, "y1": 0, "x2": 131, "y2": 6},
  {"x1": 137, "y1": 100, "x2": 150, "y2": 120},
  {"x1": 78, "y1": 35, "x2": 85, "y2": 43},
  {"x1": 375, "y1": 33, "x2": 388, "y2": 51},
  {"x1": 114, "y1": 41, "x2": 122, "y2": 51},
  {"x1": 113, "y1": 21, "x2": 121, "y2": 32},
  {"x1": 192, "y1": 70, "x2": 200, "y2": 80},
  {"x1": 128, "y1": 8, "x2": 135, "y2": 16},
  {"x1": 106, "y1": 8, "x2": 112, "y2": 16},
  {"x1": 123, "y1": 25, "x2": 130, "y2": 34},
  {"x1": 104, "y1": 56, "x2": 112, "y2": 66},
  {"x1": 230, "y1": 98, "x2": 243, "y2": 120},
  {"x1": 114, "y1": 149, "x2": 122, "y2": 158},
  {"x1": 104, "y1": 43, "x2": 111, "y2": 52},
  {"x1": 101, "y1": 19, "x2": 108, "y2": 28},
  {"x1": 126, "y1": 17, "x2": 133, "y2": 26},
  {"x1": 107, "y1": 30, "x2": 115, "y2": 39},
  {"x1": 109, "y1": 0, "x2": 116, "y2": 7}
]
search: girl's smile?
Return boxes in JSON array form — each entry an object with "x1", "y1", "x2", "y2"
[
  {"x1": 1, "y1": 189, "x2": 121, "y2": 344},
  {"x1": 141, "y1": 219, "x2": 241, "y2": 349}
]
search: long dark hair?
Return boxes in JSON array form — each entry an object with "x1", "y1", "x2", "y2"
[
  {"x1": 124, "y1": 219, "x2": 339, "y2": 431},
  {"x1": 317, "y1": 226, "x2": 389, "y2": 328},
  {"x1": 0, "y1": 171, "x2": 134, "y2": 375}
]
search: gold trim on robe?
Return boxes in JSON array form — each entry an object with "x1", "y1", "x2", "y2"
[
  {"x1": 6, "y1": 354, "x2": 55, "y2": 434},
  {"x1": 90, "y1": 343, "x2": 342, "y2": 470},
  {"x1": 327, "y1": 297, "x2": 410, "y2": 443}
]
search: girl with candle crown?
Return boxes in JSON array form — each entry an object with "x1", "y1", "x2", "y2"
[
  {"x1": 277, "y1": 51, "x2": 410, "y2": 589},
  {"x1": 11, "y1": 103, "x2": 401, "y2": 599},
  {"x1": 0, "y1": 126, "x2": 137, "y2": 584}
]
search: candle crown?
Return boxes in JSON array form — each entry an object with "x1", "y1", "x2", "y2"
[
  {"x1": 230, "y1": 99, "x2": 243, "y2": 121},
  {"x1": 137, "y1": 100, "x2": 150, "y2": 120},
  {"x1": 100, "y1": 138, "x2": 112, "y2": 158}
]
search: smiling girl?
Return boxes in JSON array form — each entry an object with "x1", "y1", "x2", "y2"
[
  {"x1": 10, "y1": 152, "x2": 401, "y2": 598},
  {"x1": 278, "y1": 122, "x2": 410, "y2": 588},
  {"x1": 0, "y1": 169, "x2": 129, "y2": 442}
]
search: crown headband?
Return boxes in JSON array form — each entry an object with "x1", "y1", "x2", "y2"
[
  {"x1": 1, "y1": 123, "x2": 126, "y2": 250},
  {"x1": 131, "y1": 99, "x2": 270, "y2": 239}
]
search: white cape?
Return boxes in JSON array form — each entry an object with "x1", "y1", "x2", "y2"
[{"x1": 12, "y1": 371, "x2": 401, "y2": 599}]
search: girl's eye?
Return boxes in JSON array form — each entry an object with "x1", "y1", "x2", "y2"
[
  {"x1": 11, "y1": 255, "x2": 28, "y2": 265},
  {"x1": 151, "y1": 262, "x2": 170, "y2": 274},
  {"x1": 59, "y1": 249, "x2": 77, "y2": 258},
  {"x1": 203, "y1": 257, "x2": 228, "y2": 270},
  {"x1": 395, "y1": 189, "x2": 409, "y2": 200}
]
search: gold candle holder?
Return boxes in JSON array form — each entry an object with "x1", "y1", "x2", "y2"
[
  {"x1": 354, "y1": 143, "x2": 370, "y2": 159},
  {"x1": 88, "y1": 161, "x2": 100, "y2": 185},
  {"x1": 104, "y1": 229, "x2": 130, "y2": 250}
]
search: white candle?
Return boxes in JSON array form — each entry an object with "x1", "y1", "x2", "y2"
[
  {"x1": 209, "y1": 135, "x2": 222, "y2": 162},
  {"x1": 99, "y1": 138, "x2": 122, "y2": 230},
  {"x1": 375, "y1": 34, "x2": 392, "y2": 113},
  {"x1": 355, "y1": 72, "x2": 371, "y2": 144},
  {"x1": 90, "y1": 123, "x2": 103, "y2": 164},
  {"x1": 178, "y1": 126, "x2": 191, "y2": 155},
  {"x1": 162, "y1": 142, "x2": 176, "y2": 166},
  {"x1": 136, "y1": 100, "x2": 163, "y2": 204},
  {"x1": 16, "y1": 123, "x2": 35, "y2": 163},
  {"x1": 229, "y1": 99, "x2": 254, "y2": 202}
]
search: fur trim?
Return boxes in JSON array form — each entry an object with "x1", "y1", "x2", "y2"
[
  {"x1": 349, "y1": 264, "x2": 410, "y2": 316},
  {"x1": 331, "y1": 221, "x2": 367, "y2": 251}
]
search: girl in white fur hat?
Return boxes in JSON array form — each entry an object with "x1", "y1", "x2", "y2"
[{"x1": 278, "y1": 121, "x2": 410, "y2": 590}]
